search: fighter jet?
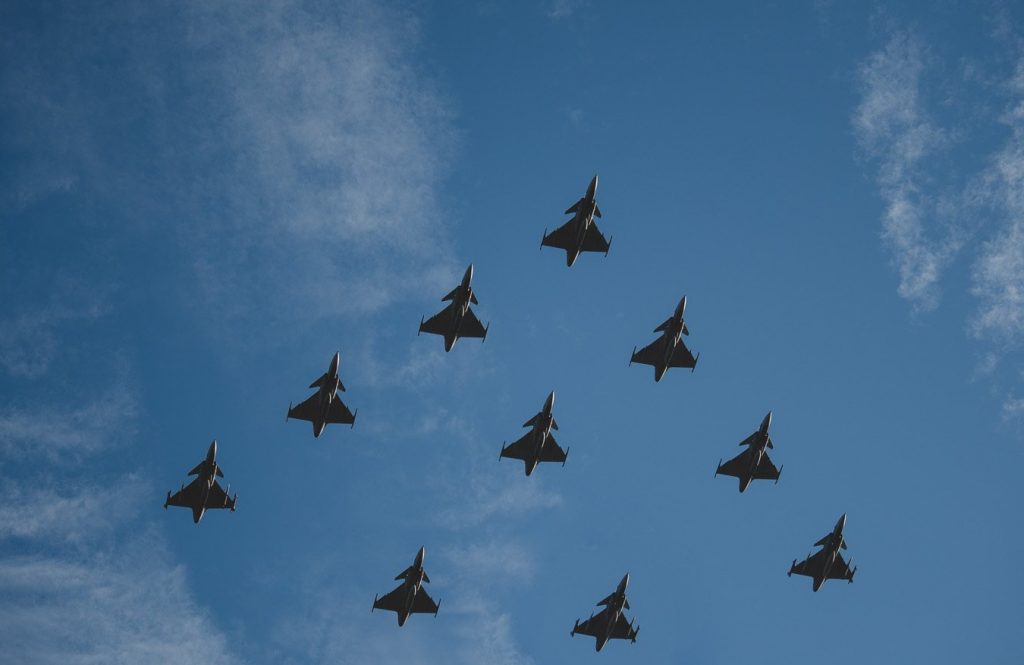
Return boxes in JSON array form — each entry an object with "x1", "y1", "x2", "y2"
[
  {"x1": 372, "y1": 547, "x2": 440, "y2": 626},
  {"x1": 629, "y1": 295, "x2": 699, "y2": 380},
  {"x1": 788, "y1": 514, "x2": 858, "y2": 591},
  {"x1": 541, "y1": 175, "x2": 612, "y2": 267},
  {"x1": 499, "y1": 391, "x2": 568, "y2": 476},
  {"x1": 164, "y1": 440, "x2": 237, "y2": 524},
  {"x1": 571, "y1": 574, "x2": 639, "y2": 652},
  {"x1": 287, "y1": 351, "x2": 357, "y2": 437},
  {"x1": 418, "y1": 264, "x2": 489, "y2": 352},
  {"x1": 715, "y1": 411, "x2": 783, "y2": 492}
]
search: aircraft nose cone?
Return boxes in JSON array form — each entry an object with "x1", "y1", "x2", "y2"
[
  {"x1": 838, "y1": 513, "x2": 848, "y2": 530},
  {"x1": 464, "y1": 264, "x2": 474, "y2": 285},
  {"x1": 546, "y1": 391, "x2": 555, "y2": 410},
  {"x1": 587, "y1": 174, "x2": 599, "y2": 198},
  {"x1": 208, "y1": 439, "x2": 217, "y2": 460},
  {"x1": 620, "y1": 573, "x2": 629, "y2": 591},
  {"x1": 763, "y1": 411, "x2": 773, "y2": 430},
  {"x1": 416, "y1": 546, "x2": 426, "y2": 566},
  {"x1": 676, "y1": 295, "x2": 687, "y2": 318},
  {"x1": 330, "y1": 351, "x2": 340, "y2": 373}
]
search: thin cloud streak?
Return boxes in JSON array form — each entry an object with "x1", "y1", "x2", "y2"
[
  {"x1": 182, "y1": 0, "x2": 459, "y2": 334},
  {"x1": 970, "y1": 60, "x2": 1024, "y2": 344},
  {"x1": 0, "y1": 537, "x2": 242, "y2": 665},
  {"x1": 854, "y1": 31, "x2": 955, "y2": 311}
]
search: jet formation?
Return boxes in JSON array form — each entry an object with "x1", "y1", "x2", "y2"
[
  {"x1": 499, "y1": 391, "x2": 568, "y2": 476},
  {"x1": 419, "y1": 264, "x2": 489, "y2": 352},
  {"x1": 162, "y1": 173, "x2": 861, "y2": 652},
  {"x1": 287, "y1": 351, "x2": 357, "y2": 437},
  {"x1": 164, "y1": 440, "x2": 237, "y2": 524},
  {"x1": 715, "y1": 411, "x2": 783, "y2": 492},
  {"x1": 630, "y1": 295, "x2": 699, "y2": 380},
  {"x1": 372, "y1": 547, "x2": 440, "y2": 626},
  {"x1": 571, "y1": 574, "x2": 640, "y2": 652},
  {"x1": 788, "y1": 514, "x2": 858, "y2": 591},
  {"x1": 541, "y1": 175, "x2": 612, "y2": 267}
]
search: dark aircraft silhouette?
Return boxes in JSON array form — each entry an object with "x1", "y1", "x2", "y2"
[
  {"x1": 629, "y1": 295, "x2": 699, "y2": 380},
  {"x1": 541, "y1": 175, "x2": 612, "y2": 266},
  {"x1": 715, "y1": 411, "x2": 783, "y2": 492},
  {"x1": 372, "y1": 547, "x2": 440, "y2": 626},
  {"x1": 499, "y1": 391, "x2": 568, "y2": 476},
  {"x1": 164, "y1": 440, "x2": 237, "y2": 524},
  {"x1": 419, "y1": 264, "x2": 489, "y2": 352},
  {"x1": 287, "y1": 351, "x2": 357, "y2": 437},
  {"x1": 788, "y1": 514, "x2": 858, "y2": 591},
  {"x1": 571, "y1": 574, "x2": 639, "y2": 652}
]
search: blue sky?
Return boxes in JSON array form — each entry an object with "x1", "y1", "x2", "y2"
[{"x1": 2, "y1": 1, "x2": 1023, "y2": 663}]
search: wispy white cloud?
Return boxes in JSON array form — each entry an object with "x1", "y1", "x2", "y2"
[
  {"x1": 0, "y1": 533, "x2": 241, "y2": 665},
  {"x1": 1003, "y1": 394, "x2": 1024, "y2": 419},
  {"x1": 970, "y1": 61, "x2": 1024, "y2": 343},
  {"x1": 0, "y1": 383, "x2": 136, "y2": 462},
  {"x1": 854, "y1": 31, "x2": 956, "y2": 310},
  {"x1": 546, "y1": 0, "x2": 586, "y2": 20},
  {"x1": 181, "y1": 0, "x2": 459, "y2": 333},
  {"x1": 0, "y1": 297, "x2": 107, "y2": 378},
  {"x1": 0, "y1": 475, "x2": 145, "y2": 544},
  {"x1": 442, "y1": 537, "x2": 536, "y2": 583},
  {"x1": 437, "y1": 473, "x2": 563, "y2": 531}
]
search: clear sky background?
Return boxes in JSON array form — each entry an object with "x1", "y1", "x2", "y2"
[{"x1": 2, "y1": 1, "x2": 1023, "y2": 664}]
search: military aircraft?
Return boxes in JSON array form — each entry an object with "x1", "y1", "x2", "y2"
[
  {"x1": 571, "y1": 574, "x2": 639, "y2": 652},
  {"x1": 372, "y1": 547, "x2": 440, "y2": 626},
  {"x1": 788, "y1": 514, "x2": 858, "y2": 591},
  {"x1": 715, "y1": 411, "x2": 783, "y2": 492},
  {"x1": 541, "y1": 175, "x2": 612, "y2": 267},
  {"x1": 499, "y1": 391, "x2": 568, "y2": 476},
  {"x1": 164, "y1": 440, "x2": 237, "y2": 524},
  {"x1": 629, "y1": 295, "x2": 699, "y2": 380},
  {"x1": 418, "y1": 264, "x2": 489, "y2": 352},
  {"x1": 287, "y1": 351, "x2": 357, "y2": 437}
]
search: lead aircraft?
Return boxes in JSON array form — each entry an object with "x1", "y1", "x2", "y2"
[{"x1": 541, "y1": 175, "x2": 611, "y2": 267}]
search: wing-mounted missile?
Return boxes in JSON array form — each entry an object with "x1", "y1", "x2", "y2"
[
  {"x1": 692, "y1": 352, "x2": 700, "y2": 372},
  {"x1": 631, "y1": 622, "x2": 639, "y2": 643},
  {"x1": 628, "y1": 346, "x2": 637, "y2": 366},
  {"x1": 714, "y1": 458, "x2": 723, "y2": 477},
  {"x1": 164, "y1": 491, "x2": 171, "y2": 509},
  {"x1": 605, "y1": 235, "x2": 612, "y2": 256},
  {"x1": 571, "y1": 619, "x2": 580, "y2": 636},
  {"x1": 787, "y1": 559, "x2": 797, "y2": 577},
  {"x1": 482, "y1": 322, "x2": 489, "y2": 343},
  {"x1": 776, "y1": 465, "x2": 783, "y2": 484},
  {"x1": 434, "y1": 599, "x2": 441, "y2": 617},
  {"x1": 371, "y1": 594, "x2": 378, "y2": 612},
  {"x1": 849, "y1": 565, "x2": 857, "y2": 583},
  {"x1": 562, "y1": 447, "x2": 569, "y2": 467}
]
